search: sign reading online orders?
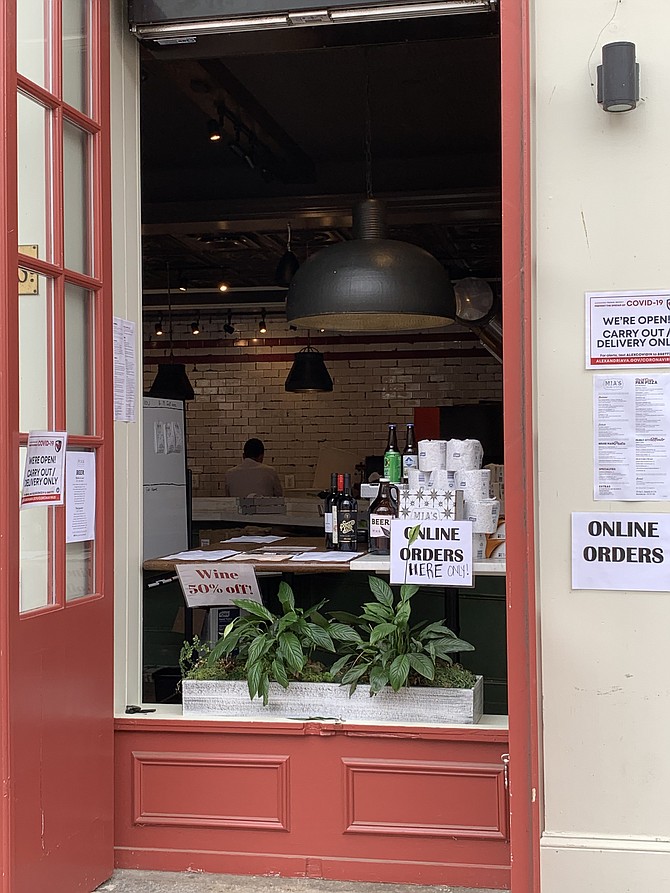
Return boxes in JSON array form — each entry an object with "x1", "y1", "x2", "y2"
[
  {"x1": 390, "y1": 519, "x2": 473, "y2": 587},
  {"x1": 571, "y1": 512, "x2": 670, "y2": 591}
]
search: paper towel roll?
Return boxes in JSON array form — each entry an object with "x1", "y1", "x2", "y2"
[
  {"x1": 418, "y1": 439, "x2": 447, "y2": 471},
  {"x1": 464, "y1": 498, "x2": 500, "y2": 534},
  {"x1": 407, "y1": 468, "x2": 433, "y2": 489},
  {"x1": 447, "y1": 439, "x2": 483, "y2": 471},
  {"x1": 433, "y1": 469, "x2": 455, "y2": 490},
  {"x1": 472, "y1": 532, "x2": 487, "y2": 560},
  {"x1": 462, "y1": 468, "x2": 491, "y2": 500}
]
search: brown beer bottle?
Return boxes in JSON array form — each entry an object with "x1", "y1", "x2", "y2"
[{"x1": 368, "y1": 478, "x2": 399, "y2": 555}]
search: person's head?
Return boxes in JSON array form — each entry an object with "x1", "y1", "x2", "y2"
[{"x1": 243, "y1": 438, "x2": 265, "y2": 463}]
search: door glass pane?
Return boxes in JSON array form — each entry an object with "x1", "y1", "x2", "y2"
[
  {"x1": 63, "y1": 120, "x2": 92, "y2": 275},
  {"x1": 66, "y1": 540, "x2": 94, "y2": 601},
  {"x1": 66, "y1": 447, "x2": 96, "y2": 601},
  {"x1": 19, "y1": 448, "x2": 55, "y2": 612},
  {"x1": 63, "y1": 0, "x2": 91, "y2": 115},
  {"x1": 18, "y1": 0, "x2": 49, "y2": 89},
  {"x1": 65, "y1": 284, "x2": 95, "y2": 434},
  {"x1": 19, "y1": 273, "x2": 53, "y2": 433},
  {"x1": 18, "y1": 94, "x2": 52, "y2": 264}
]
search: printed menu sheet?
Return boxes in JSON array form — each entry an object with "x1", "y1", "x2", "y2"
[{"x1": 594, "y1": 373, "x2": 670, "y2": 500}]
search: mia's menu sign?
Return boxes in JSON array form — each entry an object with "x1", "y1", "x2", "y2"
[
  {"x1": 21, "y1": 430, "x2": 67, "y2": 508},
  {"x1": 572, "y1": 512, "x2": 670, "y2": 591},
  {"x1": 390, "y1": 519, "x2": 473, "y2": 587}
]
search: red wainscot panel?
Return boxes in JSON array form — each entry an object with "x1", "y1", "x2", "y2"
[{"x1": 115, "y1": 719, "x2": 510, "y2": 889}]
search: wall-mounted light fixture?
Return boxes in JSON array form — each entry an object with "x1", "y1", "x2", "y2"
[
  {"x1": 223, "y1": 310, "x2": 235, "y2": 335},
  {"x1": 597, "y1": 41, "x2": 639, "y2": 112}
]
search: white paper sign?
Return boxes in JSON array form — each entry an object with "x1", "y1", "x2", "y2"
[
  {"x1": 176, "y1": 563, "x2": 262, "y2": 607},
  {"x1": 21, "y1": 430, "x2": 68, "y2": 508},
  {"x1": 389, "y1": 519, "x2": 473, "y2": 587},
  {"x1": 586, "y1": 290, "x2": 670, "y2": 368},
  {"x1": 65, "y1": 451, "x2": 96, "y2": 542},
  {"x1": 594, "y1": 373, "x2": 670, "y2": 500},
  {"x1": 113, "y1": 317, "x2": 137, "y2": 422},
  {"x1": 572, "y1": 512, "x2": 670, "y2": 591}
]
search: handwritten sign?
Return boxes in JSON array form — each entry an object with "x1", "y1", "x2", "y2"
[
  {"x1": 572, "y1": 512, "x2": 670, "y2": 591},
  {"x1": 21, "y1": 430, "x2": 67, "y2": 508},
  {"x1": 176, "y1": 563, "x2": 262, "y2": 607},
  {"x1": 389, "y1": 519, "x2": 473, "y2": 587}
]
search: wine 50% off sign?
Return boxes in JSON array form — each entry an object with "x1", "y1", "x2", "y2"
[{"x1": 176, "y1": 563, "x2": 262, "y2": 607}]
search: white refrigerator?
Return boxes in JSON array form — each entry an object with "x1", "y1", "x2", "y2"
[{"x1": 143, "y1": 396, "x2": 189, "y2": 560}]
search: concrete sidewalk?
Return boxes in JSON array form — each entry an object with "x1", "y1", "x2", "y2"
[{"x1": 97, "y1": 871, "x2": 504, "y2": 893}]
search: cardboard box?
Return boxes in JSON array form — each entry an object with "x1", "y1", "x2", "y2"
[{"x1": 399, "y1": 488, "x2": 464, "y2": 521}]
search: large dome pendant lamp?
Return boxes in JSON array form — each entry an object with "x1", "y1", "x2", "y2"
[
  {"x1": 286, "y1": 197, "x2": 455, "y2": 332},
  {"x1": 286, "y1": 58, "x2": 455, "y2": 333}
]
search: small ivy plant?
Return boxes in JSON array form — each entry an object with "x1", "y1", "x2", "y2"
[{"x1": 194, "y1": 581, "x2": 336, "y2": 705}]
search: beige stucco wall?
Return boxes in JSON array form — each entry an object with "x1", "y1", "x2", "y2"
[{"x1": 534, "y1": 1, "x2": 670, "y2": 890}]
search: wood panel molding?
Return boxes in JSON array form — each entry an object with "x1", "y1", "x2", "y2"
[{"x1": 132, "y1": 750, "x2": 290, "y2": 831}]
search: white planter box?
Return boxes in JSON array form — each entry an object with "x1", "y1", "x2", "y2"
[{"x1": 182, "y1": 676, "x2": 483, "y2": 725}]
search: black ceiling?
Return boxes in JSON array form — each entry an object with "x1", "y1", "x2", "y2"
[{"x1": 137, "y1": 9, "x2": 502, "y2": 311}]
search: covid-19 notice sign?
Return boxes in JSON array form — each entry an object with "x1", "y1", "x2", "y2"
[
  {"x1": 586, "y1": 290, "x2": 670, "y2": 368},
  {"x1": 21, "y1": 430, "x2": 67, "y2": 508}
]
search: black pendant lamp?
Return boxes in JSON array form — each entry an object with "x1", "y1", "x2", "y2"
[
  {"x1": 286, "y1": 197, "x2": 455, "y2": 332},
  {"x1": 285, "y1": 345, "x2": 333, "y2": 393},
  {"x1": 148, "y1": 263, "x2": 195, "y2": 401},
  {"x1": 275, "y1": 221, "x2": 300, "y2": 287}
]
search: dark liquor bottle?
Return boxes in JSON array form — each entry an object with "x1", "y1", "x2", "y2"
[
  {"x1": 402, "y1": 423, "x2": 418, "y2": 483},
  {"x1": 337, "y1": 473, "x2": 358, "y2": 552},
  {"x1": 383, "y1": 424, "x2": 402, "y2": 483},
  {"x1": 324, "y1": 472, "x2": 339, "y2": 550},
  {"x1": 331, "y1": 473, "x2": 344, "y2": 548},
  {"x1": 368, "y1": 478, "x2": 399, "y2": 555}
]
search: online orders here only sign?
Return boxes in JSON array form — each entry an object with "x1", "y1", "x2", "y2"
[
  {"x1": 572, "y1": 512, "x2": 670, "y2": 591},
  {"x1": 389, "y1": 519, "x2": 473, "y2": 587}
]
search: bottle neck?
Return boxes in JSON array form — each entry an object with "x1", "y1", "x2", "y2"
[{"x1": 386, "y1": 426, "x2": 398, "y2": 451}]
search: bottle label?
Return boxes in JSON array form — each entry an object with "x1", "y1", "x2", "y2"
[
  {"x1": 338, "y1": 511, "x2": 357, "y2": 543},
  {"x1": 402, "y1": 454, "x2": 417, "y2": 474},
  {"x1": 324, "y1": 513, "x2": 333, "y2": 534},
  {"x1": 331, "y1": 506, "x2": 339, "y2": 543},
  {"x1": 370, "y1": 513, "x2": 392, "y2": 538},
  {"x1": 384, "y1": 452, "x2": 402, "y2": 483}
]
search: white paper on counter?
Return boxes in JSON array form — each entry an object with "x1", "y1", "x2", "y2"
[
  {"x1": 223, "y1": 535, "x2": 286, "y2": 544},
  {"x1": 65, "y1": 451, "x2": 96, "y2": 543},
  {"x1": 594, "y1": 373, "x2": 670, "y2": 500},
  {"x1": 229, "y1": 552, "x2": 287, "y2": 562},
  {"x1": 162, "y1": 549, "x2": 240, "y2": 561},
  {"x1": 289, "y1": 551, "x2": 358, "y2": 562}
]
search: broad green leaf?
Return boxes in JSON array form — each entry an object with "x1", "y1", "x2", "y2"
[
  {"x1": 305, "y1": 623, "x2": 336, "y2": 652},
  {"x1": 260, "y1": 673, "x2": 270, "y2": 706},
  {"x1": 361, "y1": 602, "x2": 393, "y2": 621},
  {"x1": 208, "y1": 626, "x2": 242, "y2": 662},
  {"x1": 278, "y1": 611, "x2": 298, "y2": 630},
  {"x1": 329, "y1": 654, "x2": 352, "y2": 677},
  {"x1": 232, "y1": 598, "x2": 274, "y2": 622},
  {"x1": 303, "y1": 599, "x2": 328, "y2": 619},
  {"x1": 277, "y1": 581, "x2": 295, "y2": 612},
  {"x1": 406, "y1": 524, "x2": 421, "y2": 546},
  {"x1": 434, "y1": 637, "x2": 475, "y2": 654},
  {"x1": 395, "y1": 603, "x2": 411, "y2": 626},
  {"x1": 408, "y1": 653, "x2": 435, "y2": 680},
  {"x1": 368, "y1": 575, "x2": 395, "y2": 606},
  {"x1": 329, "y1": 611, "x2": 361, "y2": 624},
  {"x1": 247, "y1": 661, "x2": 264, "y2": 700},
  {"x1": 389, "y1": 654, "x2": 410, "y2": 691},
  {"x1": 369, "y1": 665, "x2": 389, "y2": 693},
  {"x1": 369, "y1": 622, "x2": 397, "y2": 644},
  {"x1": 278, "y1": 631, "x2": 305, "y2": 672},
  {"x1": 329, "y1": 623, "x2": 364, "y2": 644},
  {"x1": 248, "y1": 634, "x2": 273, "y2": 664},
  {"x1": 399, "y1": 584, "x2": 419, "y2": 600},
  {"x1": 341, "y1": 664, "x2": 368, "y2": 685},
  {"x1": 271, "y1": 658, "x2": 290, "y2": 688}
]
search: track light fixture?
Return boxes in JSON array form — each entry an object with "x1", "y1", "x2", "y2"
[
  {"x1": 259, "y1": 311, "x2": 267, "y2": 335},
  {"x1": 223, "y1": 310, "x2": 235, "y2": 335},
  {"x1": 191, "y1": 316, "x2": 201, "y2": 336},
  {"x1": 207, "y1": 119, "x2": 222, "y2": 141},
  {"x1": 178, "y1": 274, "x2": 188, "y2": 292},
  {"x1": 218, "y1": 277, "x2": 229, "y2": 292},
  {"x1": 154, "y1": 319, "x2": 164, "y2": 336}
]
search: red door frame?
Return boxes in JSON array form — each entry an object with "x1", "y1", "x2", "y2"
[
  {"x1": 0, "y1": 2, "x2": 115, "y2": 892},
  {"x1": 500, "y1": 1, "x2": 542, "y2": 891}
]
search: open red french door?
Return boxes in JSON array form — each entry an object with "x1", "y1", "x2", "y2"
[{"x1": 0, "y1": 2, "x2": 114, "y2": 892}]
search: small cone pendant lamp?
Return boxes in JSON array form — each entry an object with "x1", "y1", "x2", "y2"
[
  {"x1": 148, "y1": 263, "x2": 195, "y2": 400},
  {"x1": 285, "y1": 346, "x2": 333, "y2": 393}
]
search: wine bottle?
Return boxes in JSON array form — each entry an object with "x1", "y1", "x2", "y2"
[
  {"x1": 324, "y1": 472, "x2": 338, "y2": 550},
  {"x1": 368, "y1": 478, "x2": 399, "y2": 555},
  {"x1": 402, "y1": 423, "x2": 418, "y2": 483},
  {"x1": 331, "y1": 473, "x2": 343, "y2": 548},
  {"x1": 336, "y1": 473, "x2": 358, "y2": 552},
  {"x1": 383, "y1": 423, "x2": 402, "y2": 483}
]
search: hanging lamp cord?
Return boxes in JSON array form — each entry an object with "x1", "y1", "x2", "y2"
[
  {"x1": 364, "y1": 56, "x2": 373, "y2": 200},
  {"x1": 166, "y1": 261, "x2": 174, "y2": 358}
]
